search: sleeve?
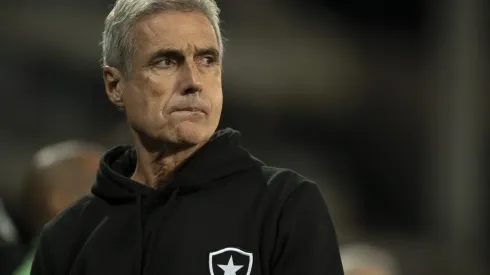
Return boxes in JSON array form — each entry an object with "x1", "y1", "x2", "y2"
[
  {"x1": 271, "y1": 182, "x2": 344, "y2": 275},
  {"x1": 30, "y1": 232, "x2": 52, "y2": 275}
]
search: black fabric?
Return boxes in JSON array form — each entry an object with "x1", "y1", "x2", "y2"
[
  {"x1": 0, "y1": 244, "x2": 26, "y2": 275},
  {"x1": 31, "y1": 128, "x2": 344, "y2": 275}
]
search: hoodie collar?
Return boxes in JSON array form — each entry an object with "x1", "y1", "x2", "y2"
[{"x1": 92, "y1": 128, "x2": 263, "y2": 203}]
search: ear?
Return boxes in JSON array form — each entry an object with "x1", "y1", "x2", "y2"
[{"x1": 103, "y1": 66, "x2": 125, "y2": 108}]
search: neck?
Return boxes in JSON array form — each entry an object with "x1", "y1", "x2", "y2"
[{"x1": 130, "y1": 134, "x2": 206, "y2": 189}]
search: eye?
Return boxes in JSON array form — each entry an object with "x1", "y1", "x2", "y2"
[
  {"x1": 197, "y1": 55, "x2": 217, "y2": 66},
  {"x1": 155, "y1": 58, "x2": 176, "y2": 68}
]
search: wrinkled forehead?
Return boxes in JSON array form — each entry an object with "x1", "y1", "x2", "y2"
[{"x1": 132, "y1": 10, "x2": 219, "y2": 56}]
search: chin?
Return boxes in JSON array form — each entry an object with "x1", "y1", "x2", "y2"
[{"x1": 170, "y1": 121, "x2": 215, "y2": 146}]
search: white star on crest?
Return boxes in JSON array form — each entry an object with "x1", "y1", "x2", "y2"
[{"x1": 218, "y1": 256, "x2": 243, "y2": 275}]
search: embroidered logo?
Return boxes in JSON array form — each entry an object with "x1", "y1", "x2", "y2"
[{"x1": 209, "y1": 247, "x2": 253, "y2": 275}]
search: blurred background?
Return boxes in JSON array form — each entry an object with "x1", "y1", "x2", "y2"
[{"x1": 0, "y1": 0, "x2": 488, "y2": 274}]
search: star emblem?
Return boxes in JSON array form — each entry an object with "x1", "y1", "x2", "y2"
[{"x1": 218, "y1": 256, "x2": 243, "y2": 275}]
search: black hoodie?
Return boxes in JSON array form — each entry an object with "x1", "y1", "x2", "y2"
[{"x1": 31, "y1": 129, "x2": 344, "y2": 275}]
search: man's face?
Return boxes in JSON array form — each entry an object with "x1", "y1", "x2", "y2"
[{"x1": 106, "y1": 11, "x2": 222, "y2": 146}]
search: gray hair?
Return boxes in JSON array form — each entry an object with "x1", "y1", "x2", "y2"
[{"x1": 101, "y1": 0, "x2": 223, "y2": 76}]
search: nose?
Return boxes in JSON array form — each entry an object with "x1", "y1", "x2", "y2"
[{"x1": 178, "y1": 62, "x2": 203, "y2": 95}]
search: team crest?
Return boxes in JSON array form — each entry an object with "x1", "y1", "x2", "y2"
[{"x1": 208, "y1": 247, "x2": 253, "y2": 275}]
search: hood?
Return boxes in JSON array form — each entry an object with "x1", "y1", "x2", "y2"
[{"x1": 92, "y1": 128, "x2": 263, "y2": 203}]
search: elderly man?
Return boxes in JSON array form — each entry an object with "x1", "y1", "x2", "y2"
[{"x1": 31, "y1": 1, "x2": 344, "y2": 274}]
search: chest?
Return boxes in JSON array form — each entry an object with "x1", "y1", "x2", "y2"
[
  {"x1": 143, "y1": 201, "x2": 263, "y2": 274},
  {"x1": 69, "y1": 194, "x2": 275, "y2": 275}
]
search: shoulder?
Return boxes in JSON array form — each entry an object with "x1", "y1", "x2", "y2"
[
  {"x1": 39, "y1": 195, "x2": 103, "y2": 252},
  {"x1": 256, "y1": 166, "x2": 324, "y2": 211},
  {"x1": 258, "y1": 166, "x2": 336, "y2": 236},
  {"x1": 260, "y1": 165, "x2": 320, "y2": 197},
  {"x1": 33, "y1": 196, "x2": 101, "y2": 274}
]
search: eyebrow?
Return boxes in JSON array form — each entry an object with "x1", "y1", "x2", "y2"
[
  {"x1": 148, "y1": 47, "x2": 220, "y2": 63},
  {"x1": 148, "y1": 48, "x2": 184, "y2": 63},
  {"x1": 195, "y1": 47, "x2": 220, "y2": 58}
]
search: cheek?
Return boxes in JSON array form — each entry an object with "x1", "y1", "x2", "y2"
[
  {"x1": 213, "y1": 90, "x2": 223, "y2": 114},
  {"x1": 206, "y1": 75, "x2": 223, "y2": 110},
  {"x1": 147, "y1": 75, "x2": 175, "y2": 111},
  {"x1": 214, "y1": 85, "x2": 223, "y2": 113},
  {"x1": 124, "y1": 92, "x2": 152, "y2": 128},
  {"x1": 125, "y1": 77, "x2": 173, "y2": 119}
]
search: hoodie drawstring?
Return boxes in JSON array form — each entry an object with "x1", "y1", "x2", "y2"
[
  {"x1": 134, "y1": 189, "x2": 179, "y2": 275},
  {"x1": 135, "y1": 194, "x2": 143, "y2": 275}
]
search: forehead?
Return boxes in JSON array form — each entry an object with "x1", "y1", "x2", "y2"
[{"x1": 132, "y1": 11, "x2": 218, "y2": 53}]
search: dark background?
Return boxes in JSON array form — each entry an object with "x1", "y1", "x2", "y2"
[{"x1": 0, "y1": 0, "x2": 488, "y2": 274}]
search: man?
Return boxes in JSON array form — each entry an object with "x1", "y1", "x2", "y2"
[
  {"x1": 31, "y1": 1, "x2": 344, "y2": 274},
  {"x1": 12, "y1": 141, "x2": 103, "y2": 275}
]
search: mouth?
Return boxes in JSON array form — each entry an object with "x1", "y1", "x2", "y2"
[
  {"x1": 177, "y1": 107, "x2": 204, "y2": 112},
  {"x1": 171, "y1": 105, "x2": 208, "y2": 115}
]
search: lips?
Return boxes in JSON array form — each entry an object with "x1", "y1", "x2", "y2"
[
  {"x1": 175, "y1": 107, "x2": 204, "y2": 113},
  {"x1": 170, "y1": 103, "x2": 210, "y2": 114}
]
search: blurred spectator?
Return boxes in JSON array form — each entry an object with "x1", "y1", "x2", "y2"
[
  {"x1": 0, "y1": 198, "x2": 23, "y2": 275},
  {"x1": 0, "y1": 199, "x2": 19, "y2": 245},
  {"x1": 340, "y1": 243, "x2": 400, "y2": 275},
  {"x1": 11, "y1": 141, "x2": 103, "y2": 275}
]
